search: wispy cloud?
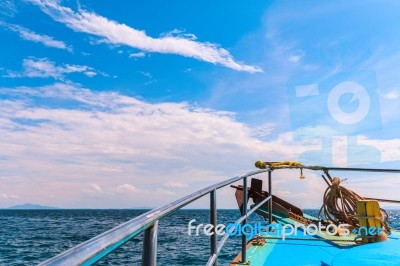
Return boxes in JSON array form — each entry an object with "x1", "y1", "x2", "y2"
[
  {"x1": 116, "y1": 184, "x2": 138, "y2": 193},
  {"x1": 87, "y1": 183, "x2": 103, "y2": 194},
  {"x1": 5, "y1": 57, "x2": 106, "y2": 80},
  {"x1": 29, "y1": 0, "x2": 262, "y2": 73},
  {"x1": 379, "y1": 90, "x2": 399, "y2": 100},
  {"x1": 0, "y1": 0, "x2": 18, "y2": 17},
  {"x1": 1, "y1": 193, "x2": 19, "y2": 199},
  {"x1": 129, "y1": 52, "x2": 146, "y2": 58},
  {"x1": 138, "y1": 71, "x2": 157, "y2": 85},
  {"x1": 0, "y1": 21, "x2": 72, "y2": 51},
  {"x1": 250, "y1": 122, "x2": 275, "y2": 140},
  {"x1": 160, "y1": 28, "x2": 198, "y2": 40},
  {"x1": 288, "y1": 50, "x2": 305, "y2": 63}
]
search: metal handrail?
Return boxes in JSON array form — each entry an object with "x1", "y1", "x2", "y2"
[
  {"x1": 39, "y1": 165, "x2": 400, "y2": 266},
  {"x1": 208, "y1": 195, "x2": 272, "y2": 264},
  {"x1": 39, "y1": 169, "x2": 268, "y2": 266}
]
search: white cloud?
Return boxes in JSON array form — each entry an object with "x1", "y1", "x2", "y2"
[
  {"x1": 138, "y1": 71, "x2": 156, "y2": 85},
  {"x1": 250, "y1": 122, "x2": 275, "y2": 139},
  {"x1": 83, "y1": 71, "x2": 97, "y2": 77},
  {"x1": 91, "y1": 183, "x2": 103, "y2": 193},
  {"x1": 1, "y1": 193, "x2": 19, "y2": 199},
  {"x1": 380, "y1": 90, "x2": 399, "y2": 100},
  {"x1": 288, "y1": 56, "x2": 299, "y2": 63},
  {"x1": 90, "y1": 184, "x2": 103, "y2": 193},
  {"x1": 129, "y1": 52, "x2": 146, "y2": 58},
  {"x1": 30, "y1": 0, "x2": 262, "y2": 73},
  {"x1": 160, "y1": 28, "x2": 197, "y2": 41},
  {"x1": 0, "y1": 21, "x2": 72, "y2": 51},
  {"x1": 82, "y1": 183, "x2": 106, "y2": 195},
  {"x1": 0, "y1": 0, "x2": 18, "y2": 17},
  {"x1": 138, "y1": 71, "x2": 152, "y2": 78},
  {"x1": 288, "y1": 55, "x2": 301, "y2": 63},
  {"x1": 116, "y1": 184, "x2": 138, "y2": 193},
  {"x1": 62, "y1": 65, "x2": 88, "y2": 73},
  {"x1": 5, "y1": 57, "x2": 105, "y2": 80},
  {"x1": 1, "y1": 83, "x2": 398, "y2": 209},
  {"x1": 288, "y1": 50, "x2": 305, "y2": 63},
  {"x1": 358, "y1": 135, "x2": 400, "y2": 162},
  {"x1": 0, "y1": 82, "x2": 322, "y2": 208}
]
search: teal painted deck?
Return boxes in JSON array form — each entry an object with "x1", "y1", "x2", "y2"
[
  {"x1": 236, "y1": 209, "x2": 400, "y2": 265},
  {"x1": 332, "y1": 231, "x2": 400, "y2": 266},
  {"x1": 242, "y1": 230, "x2": 400, "y2": 266}
]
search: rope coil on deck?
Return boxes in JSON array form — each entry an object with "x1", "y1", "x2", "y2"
[
  {"x1": 255, "y1": 160, "x2": 392, "y2": 243},
  {"x1": 318, "y1": 177, "x2": 390, "y2": 241},
  {"x1": 319, "y1": 177, "x2": 363, "y2": 226}
]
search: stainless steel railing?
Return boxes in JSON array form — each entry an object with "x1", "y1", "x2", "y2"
[
  {"x1": 39, "y1": 168, "x2": 272, "y2": 266},
  {"x1": 206, "y1": 194, "x2": 272, "y2": 266}
]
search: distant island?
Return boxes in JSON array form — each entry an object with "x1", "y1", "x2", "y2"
[{"x1": 7, "y1": 203, "x2": 59, "y2": 210}]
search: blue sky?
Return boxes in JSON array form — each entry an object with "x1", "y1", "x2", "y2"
[{"x1": 1, "y1": 0, "x2": 400, "y2": 208}]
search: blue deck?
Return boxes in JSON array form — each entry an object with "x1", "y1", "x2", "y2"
[
  {"x1": 242, "y1": 230, "x2": 400, "y2": 266},
  {"x1": 332, "y1": 231, "x2": 400, "y2": 266}
]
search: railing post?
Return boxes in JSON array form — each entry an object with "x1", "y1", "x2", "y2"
[
  {"x1": 268, "y1": 168, "x2": 272, "y2": 224},
  {"x1": 241, "y1": 176, "x2": 248, "y2": 264},
  {"x1": 142, "y1": 221, "x2": 158, "y2": 266},
  {"x1": 210, "y1": 189, "x2": 218, "y2": 266}
]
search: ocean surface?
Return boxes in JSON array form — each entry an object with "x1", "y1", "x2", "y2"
[{"x1": 0, "y1": 209, "x2": 399, "y2": 265}]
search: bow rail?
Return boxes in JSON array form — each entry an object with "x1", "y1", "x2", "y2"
[
  {"x1": 39, "y1": 164, "x2": 400, "y2": 266},
  {"x1": 39, "y1": 169, "x2": 269, "y2": 266}
]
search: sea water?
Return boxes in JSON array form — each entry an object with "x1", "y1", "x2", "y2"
[{"x1": 1, "y1": 209, "x2": 399, "y2": 265}]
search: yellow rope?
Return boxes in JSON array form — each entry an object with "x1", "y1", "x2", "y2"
[
  {"x1": 319, "y1": 177, "x2": 363, "y2": 226},
  {"x1": 319, "y1": 177, "x2": 389, "y2": 241},
  {"x1": 255, "y1": 161, "x2": 302, "y2": 169}
]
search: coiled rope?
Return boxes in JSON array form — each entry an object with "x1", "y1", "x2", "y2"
[
  {"x1": 254, "y1": 161, "x2": 390, "y2": 241},
  {"x1": 318, "y1": 177, "x2": 390, "y2": 240},
  {"x1": 319, "y1": 177, "x2": 363, "y2": 226}
]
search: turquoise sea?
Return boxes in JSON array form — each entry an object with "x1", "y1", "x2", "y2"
[{"x1": 1, "y1": 209, "x2": 399, "y2": 265}]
